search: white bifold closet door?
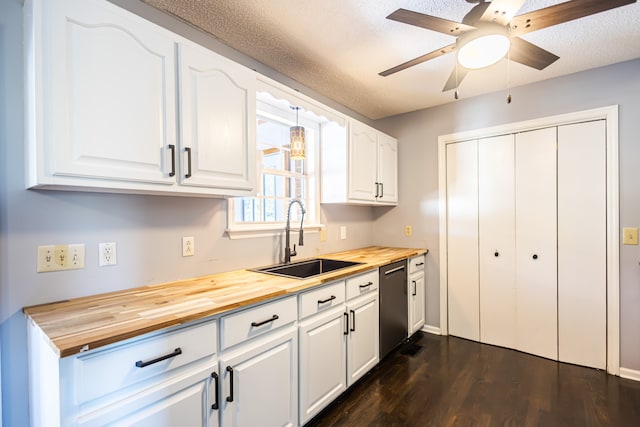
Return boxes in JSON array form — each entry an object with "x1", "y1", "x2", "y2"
[
  {"x1": 557, "y1": 121, "x2": 606, "y2": 369},
  {"x1": 478, "y1": 134, "x2": 516, "y2": 349},
  {"x1": 514, "y1": 128, "x2": 558, "y2": 361},
  {"x1": 446, "y1": 140, "x2": 480, "y2": 342}
]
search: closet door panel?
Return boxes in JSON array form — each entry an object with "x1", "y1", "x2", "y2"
[
  {"x1": 558, "y1": 120, "x2": 606, "y2": 369},
  {"x1": 515, "y1": 128, "x2": 557, "y2": 360},
  {"x1": 446, "y1": 141, "x2": 480, "y2": 341},
  {"x1": 478, "y1": 135, "x2": 516, "y2": 349}
]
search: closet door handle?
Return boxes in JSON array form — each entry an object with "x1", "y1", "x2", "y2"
[
  {"x1": 412, "y1": 280, "x2": 417, "y2": 296},
  {"x1": 135, "y1": 347, "x2": 182, "y2": 368},
  {"x1": 344, "y1": 312, "x2": 349, "y2": 335},
  {"x1": 211, "y1": 372, "x2": 219, "y2": 410},
  {"x1": 184, "y1": 147, "x2": 192, "y2": 179},
  {"x1": 533, "y1": 254, "x2": 538, "y2": 260},
  {"x1": 494, "y1": 251, "x2": 499, "y2": 257},
  {"x1": 350, "y1": 309, "x2": 356, "y2": 332},
  {"x1": 167, "y1": 144, "x2": 176, "y2": 177},
  {"x1": 251, "y1": 314, "x2": 279, "y2": 327},
  {"x1": 226, "y1": 366, "x2": 234, "y2": 402}
]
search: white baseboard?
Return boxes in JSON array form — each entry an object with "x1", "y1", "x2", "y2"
[
  {"x1": 619, "y1": 367, "x2": 640, "y2": 382},
  {"x1": 421, "y1": 324, "x2": 441, "y2": 335}
]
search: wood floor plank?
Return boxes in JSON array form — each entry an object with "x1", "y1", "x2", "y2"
[{"x1": 306, "y1": 333, "x2": 640, "y2": 427}]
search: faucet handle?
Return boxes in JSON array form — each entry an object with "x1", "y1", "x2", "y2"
[{"x1": 291, "y1": 244, "x2": 297, "y2": 258}]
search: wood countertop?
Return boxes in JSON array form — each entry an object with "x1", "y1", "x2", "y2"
[{"x1": 23, "y1": 246, "x2": 427, "y2": 357}]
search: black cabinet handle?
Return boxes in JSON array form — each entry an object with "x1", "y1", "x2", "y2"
[
  {"x1": 344, "y1": 312, "x2": 349, "y2": 335},
  {"x1": 494, "y1": 251, "x2": 499, "y2": 257},
  {"x1": 359, "y1": 281, "x2": 373, "y2": 289},
  {"x1": 168, "y1": 144, "x2": 176, "y2": 177},
  {"x1": 211, "y1": 372, "x2": 219, "y2": 410},
  {"x1": 251, "y1": 314, "x2": 279, "y2": 327},
  {"x1": 135, "y1": 347, "x2": 182, "y2": 368},
  {"x1": 318, "y1": 295, "x2": 336, "y2": 304},
  {"x1": 415, "y1": 262, "x2": 424, "y2": 267},
  {"x1": 412, "y1": 280, "x2": 417, "y2": 296},
  {"x1": 380, "y1": 182, "x2": 384, "y2": 198},
  {"x1": 374, "y1": 182, "x2": 380, "y2": 198},
  {"x1": 350, "y1": 309, "x2": 356, "y2": 332},
  {"x1": 226, "y1": 366, "x2": 234, "y2": 402},
  {"x1": 185, "y1": 147, "x2": 192, "y2": 179},
  {"x1": 533, "y1": 254, "x2": 538, "y2": 260}
]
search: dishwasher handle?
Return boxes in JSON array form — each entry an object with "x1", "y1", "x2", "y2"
[{"x1": 383, "y1": 265, "x2": 405, "y2": 275}]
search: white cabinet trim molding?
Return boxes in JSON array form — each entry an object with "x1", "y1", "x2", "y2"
[{"x1": 437, "y1": 105, "x2": 620, "y2": 376}]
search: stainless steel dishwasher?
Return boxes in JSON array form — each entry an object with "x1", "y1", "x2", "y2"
[{"x1": 379, "y1": 260, "x2": 408, "y2": 358}]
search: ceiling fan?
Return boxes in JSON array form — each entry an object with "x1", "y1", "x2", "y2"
[{"x1": 380, "y1": 0, "x2": 637, "y2": 93}]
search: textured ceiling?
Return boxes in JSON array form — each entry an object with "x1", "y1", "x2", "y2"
[{"x1": 142, "y1": 0, "x2": 640, "y2": 120}]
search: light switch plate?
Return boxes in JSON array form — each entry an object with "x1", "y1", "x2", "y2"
[
  {"x1": 340, "y1": 226, "x2": 347, "y2": 240},
  {"x1": 623, "y1": 227, "x2": 638, "y2": 245}
]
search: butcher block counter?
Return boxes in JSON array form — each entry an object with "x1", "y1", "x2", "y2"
[{"x1": 24, "y1": 246, "x2": 426, "y2": 358}]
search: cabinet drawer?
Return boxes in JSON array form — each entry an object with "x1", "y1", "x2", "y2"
[
  {"x1": 76, "y1": 319, "x2": 216, "y2": 404},
  {"x1": 220, "y1": 295, "x2": 297, "y2": 351},
  {"x1": 409, "y1": 255, "x2": 426, "y2": 274},
  {"x1": 346, "y1": 270, "x2": 378, "y2": 300},
  {"x1": 299, "y1": 281, "x2": 346, "y2": 319}
]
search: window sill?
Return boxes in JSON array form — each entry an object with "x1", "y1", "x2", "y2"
[{"x1": 225, "y1": 223, "x2": 324, "y2": 240}]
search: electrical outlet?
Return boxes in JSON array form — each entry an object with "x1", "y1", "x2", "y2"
[
  {"x1": 182, "y1": 236, "x2": 195, "y2": 257},
  {"x1": 99, "y1": 242, "x2": 117, "y2": 266},
  {"x1": 623, "y1": 227, "x2": 639, "y2": 245},
  {"x1": 319, "y1": 228, "x2": 327, "y2": 242},
  {"x1": 340, "y1": 226, "x2": 347, "y2": 240},
  {"x1": 405, "y1": 225, "x2": 412, "y2": 237},
  {"x1": 37, "y1": 244, "x2": 85, "y2": 272}
]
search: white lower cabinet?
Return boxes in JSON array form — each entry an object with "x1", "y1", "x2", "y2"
[
  {"x1": 408, "y1": 255, "x2": 426, "y2": 335},
  {"x1": 218, "y1": 296, "x2": 298, "y2": 427}
]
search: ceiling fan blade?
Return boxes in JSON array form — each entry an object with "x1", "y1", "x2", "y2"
[
  {"x1": 442, "y1": 67, "x2": 469, "y2": 92},
  {"x1": 510, "y1": 0, "x2": 637, "y2": 37},
  {"x1": 379, "y1": 43, "x2": 457, "y2": 77},
  {"x1": 509, "y1": 37, "x2": 560, "y2": 70},
  {"x1": 386, "y1": 8, "x2": 474, "y2": 37},
  {"x1": 479, "y1": 0, "x2": 527, "y2": 26}
]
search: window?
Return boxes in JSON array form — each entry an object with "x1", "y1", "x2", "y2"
[{"x1": 227, "y1": 92, "x2": 321, "y2": 238}]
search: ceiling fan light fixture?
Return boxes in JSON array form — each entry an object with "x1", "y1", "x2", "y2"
[{"x1": 457, "y1": 26, "x2": 510, "y2": 70}]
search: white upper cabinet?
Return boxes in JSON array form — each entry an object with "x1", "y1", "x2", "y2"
[
  {"x1": 321, "y1": 119, "x2": 398, "y2": 205},
  {"x1": 25, "y1": 0, "x2": 256, "y2": 197},
  {"x1": 177, "y1": 42, "x2": 256, "y2": 195}
]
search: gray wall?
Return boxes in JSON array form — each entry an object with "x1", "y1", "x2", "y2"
[
  {"x1": 373, "y1": 58, "x2": 640, "y2": 371},
  {"x1": 0, "y1": 1, "x2": 376, "y2": 425}
]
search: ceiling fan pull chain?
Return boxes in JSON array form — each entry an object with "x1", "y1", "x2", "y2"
[
  {"x1": 507, "y1": 45, "x2": 512, "y2": 104},
  {"x1": 454, "y1": 61, "x2": 460, "y2": 100}
]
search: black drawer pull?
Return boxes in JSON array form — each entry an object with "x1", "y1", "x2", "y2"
[
  {"x1": 415, "y1": 262, "x2": 424, "y2": 266},
  {"x1": 226, "y1": 366, "x2": 234, "y2": 402},
  {"x1": 251, "y1": 314, "x2": 279, "y2": 327},
  {"x1": 412, "y1": 280, "x2": 417, "y2": 296},
  {"x1": 318, "y1": 295, "x2": 336, "y2": 304},
  {"x1": 135, "y1": 347, "x2": 182, "y2": 368},
  {"x1": 168, "y1": 144, "x2": 176, "y2": 177},
  {"x1": 211, "y1": 371, "x2": 219, "y2": 410},
  {"x1": 359, "y1": 281, "x2": 373, "y2": 289}
]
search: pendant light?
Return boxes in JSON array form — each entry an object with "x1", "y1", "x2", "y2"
[{"x1": 290, "y1": 106, "x2": 305, "y2": 160}]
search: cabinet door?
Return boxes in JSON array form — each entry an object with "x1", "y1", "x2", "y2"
[
  {"x1": 220, "y1": 328, "x2": 297, "y2": 427},
  {"x1": 377, "y1": 133, "x2": 398, "y2": 204},
  {"x1": 408, "y1": 272, "x2": 425, "y2": 335},
  {"x1": 346, "y1": 294, "x2": 379, "y2": 386},
  {"x1": 348, "y1": 121, "x2": 378, "y2": 202},
  {"x1": 43, "y1": 0, "x2": 177, "y2": 185},
  {"x1": 77, "y1": 364, "x2": 217, "y2": 427},
  {"x1": 557, "y1": 121, "x2": 606, "y2": 369},
  {"x1": 515, "y1": 128, "x2": 558, "y2": 360},
  {"x1": 178, "y1": 42, "x2": 256, "y2": 194},
  {"x1": 298, "y1": 307, "x2": 347, "y2": 425},
  {"x1": 446, "y1": 140, "x2": 480, "y2": 341},
  {"x1": 478, "y1": 135, "x2": 516, "y2": 349}
]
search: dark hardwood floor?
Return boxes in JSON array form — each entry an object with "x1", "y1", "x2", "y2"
[{"x1": 306, "y1": 332, "x2": 640, "y2": 427}]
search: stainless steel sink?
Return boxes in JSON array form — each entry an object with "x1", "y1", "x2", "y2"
[{"x1": 252, "y1": 258, "x2": 363, "y2": 279}]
